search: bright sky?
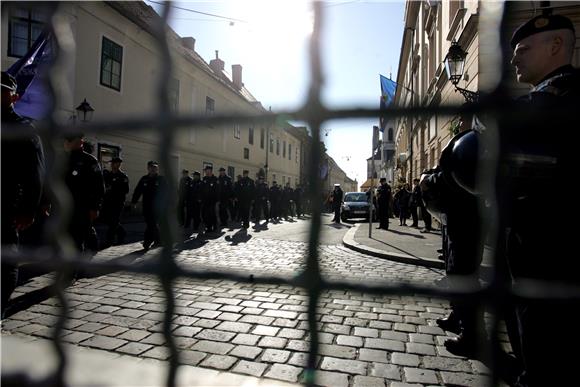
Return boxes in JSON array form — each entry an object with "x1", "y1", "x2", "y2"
[{"x1": 145, "y1": 0, "x2": 405, "y2": 187}]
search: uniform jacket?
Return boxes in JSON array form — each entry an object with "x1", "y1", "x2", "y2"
[
  {"x1": 131, "y1": 174, "x2": 168, "y2": 211},
  {"x1": 66, "y1": 149, "x2": 105, "y2": 212},
  {"x1": 104, "y1": 169, "x2": 129, "y2": 203}
]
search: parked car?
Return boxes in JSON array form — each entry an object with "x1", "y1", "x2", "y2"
[{"x1": 341, "y1": 192, "x2": 377, "y2": 222}]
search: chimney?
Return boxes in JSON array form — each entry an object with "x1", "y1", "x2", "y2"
[
  {"x1": 210, "y1": 50, "x2": 224, "y2": 74},
  {"x1": 181, "y1": 37, "x2": 195, "y2": 51},
  {"x1": 232, "y1": 64, "x2": 243, "y2": 89}
]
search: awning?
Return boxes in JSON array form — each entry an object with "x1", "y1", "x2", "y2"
[{"x1": 359, "y1": 178, "x2": 379, "y2": 190}]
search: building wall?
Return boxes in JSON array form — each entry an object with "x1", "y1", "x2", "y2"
[{"x1": 1, "y1": 1, "x2": 302, "y2": 196}]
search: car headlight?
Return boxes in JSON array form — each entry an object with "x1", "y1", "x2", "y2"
[{"x1": 343, "y1": 204, "x2": 350, "y2": 211}]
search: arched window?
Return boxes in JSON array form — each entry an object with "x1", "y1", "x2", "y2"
[{"x1": 388, "y1": 128, "x2": 394, "y2": 142}]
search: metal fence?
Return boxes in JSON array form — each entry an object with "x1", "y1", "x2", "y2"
[{"x1": 2, "y1": 2, "x2": 580, "y2": 386}]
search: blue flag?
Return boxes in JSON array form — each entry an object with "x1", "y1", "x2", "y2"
[
  {"x1": 7, "y1": 30, "x2": 53, "y2": 120},
  {"x1": 379, "y1": 74, "x2": 397, "y2": 132}
]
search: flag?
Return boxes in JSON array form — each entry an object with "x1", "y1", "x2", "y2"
[
  {"x1": 379, "y1": 74, "x2": 397, "y2": 132},
  {"x1": 7, "y1": 30, "x2": 53, "y2": 120}
]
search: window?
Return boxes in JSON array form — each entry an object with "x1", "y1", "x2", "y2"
[
  {"x1": 243, "y1": 148, "x2": 249, "y2": 160},
  {"x1": 169, "y1": 78, "x2": 179, "y2": 112},
  {"x1": 206, "y1": 97, "x2": 215, "y2": 115},
  {"x1": 270, "y1": 138, "x2": 274, "y2": 153},
  {"x1": 276, "y1": 139, "x2": 280, "y2": 155},
  {"x1": 227, "y1": 166, "x2": 235, "y2": 178},
  {"x1": 7, "y1": 8, "x2": 46, "y2": 57},
  {"x1": 289, "y1": 144, "x2": 292, "y2": 160},
  {"x1": 100, "y1": 37, "x2": 123, "y2": 91},
  {"x1": 260, "y1": 128, "x2": 265, "y2": 149},
  {"x1": 283, "y1": 141, "x2": 286, "y2": 157},
  {"x1": 249, "y1": 126, "x2": 254, "y2": 145},
  {"x1": 234, "y1": 124, "x2": 240, "y2": 139}
]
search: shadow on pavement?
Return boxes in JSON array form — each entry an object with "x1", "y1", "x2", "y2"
[
  {"x1": 325, "y1": 222, "x2": 352, "y2": 229},
  {"x1": 4, "y1": 285, "x2": 55, "y2": 319},
  {"x1": 252, "y1": 223, "x2": 269, "y2": 232},
  {"x1": 385, "y1": 229, "x2": 426, "y2": 239},
  {"x1": 369, "y1": 237, "x2": 422, "y2": 258},
  {"x1": 225, "y1": 229, "x2": 252, "y2": 246}
]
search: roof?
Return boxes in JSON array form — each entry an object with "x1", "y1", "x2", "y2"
[
  {"x1": 105, "y1": 1, "x2": 263, "y2": 110},
  {"x1": 360, "y1": 178, "x2": 379, "y2": 189}
]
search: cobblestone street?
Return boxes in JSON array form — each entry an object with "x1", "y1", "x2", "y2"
[{"x1": 2, "y1": 216, "x2": 495, "y2": 386}]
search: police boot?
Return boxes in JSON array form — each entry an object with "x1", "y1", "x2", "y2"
[{"x1": 436, "y1": 312, "x2": 461, "y2": 334}]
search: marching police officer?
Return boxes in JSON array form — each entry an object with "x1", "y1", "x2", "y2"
[
  {"x1": 236, "y1": 170, "x2": 255, "y2": 229},
  {"x1": 1, "y1": 72, "x2": 45, "y2": 317},
  {"x1": 184, "y1": 171, "x2": 203, "y2": 232},
  {"x1": 64, "y1": 133, "x2": 105, "y2": 254},
  {"x1": 282, "y1": 182, "x2": 294, "y2": 220},
  {"x1": 102, "y1": 157, "x2": 129, "y2": 246},
  {"x1": 376, "y1": 178, "x2": 391, "y2": 230},
  {"x1": 201, "y1": 165, "x2": 218, "y2": 232},
  {"x1": 178, "y1": 169, "x2": 192, "y2": 227},
  {"x1": 498, "y1": 13, "x2": 580, "y2": 386},
  {"x1": 131, "y1": 161, "x2": 167, "y2": 249},
  {"x1": 217, "y1": 167, "x2": 233, "y2": 228},
  {"x1": 294, "y1": 185, "x2": 304, "y2": 218},
  {"x1": 269, "y1": 181, "x2": 282, "y2": 221},
  {"x1": 253, "y1": 176, "x2": 270, "y2": 223}
]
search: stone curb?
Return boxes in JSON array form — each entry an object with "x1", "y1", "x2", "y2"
[{"x1": 342, "y1": 223, "x2": 445, "y2": 270}]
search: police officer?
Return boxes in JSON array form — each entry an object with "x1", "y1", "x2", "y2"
[
  {"x1": 294, "y1": 185, "x2": 304, "y2": 218},
  {"x1": 201, "y1": 165, "x2": 218, "y2": 232},
  {"x1": 232, "y1": 174, "x2": 243, "y2": 222},
  {"x1": 409, "y1": 178, "x2": 422, "y2": 228},
  {"x1": 131, "y1": 161, "x2": 167, "y2": 249},
  {"x1": 64, "y1": 133, "x2": 105, "y2": 254},
  {"x1": 499, "y1": 14, "x2": 580, "y2": 386},
  {"x1": 178, "y1": 169, "x2": 192, "y2": 227},
  {"x1": 236, "y1": 170, "x2": 255, "y2": 229},
  {"x1": 282, "y1": 182, "x2": 294, "y2": 220},
  {"x1": 217, "y1": 167, "x2": 233, "y2": 228},
  {"x1": 185, "y1": 171, "x2": 203, "y2": 232},
  {"x1": 102, "y1": 157, "x2": 129, "y2": 246},
  {"x1": 253, "y1": 176, "x2": 270, "y2": 223},
  {"x1": 1, "y1": 72, "x2": 45, "y2": 317},
  {"x1": 331, "y1": 184, "x2": 343, "y2": 223},
  {"x1": 269, "y1": 181, "x2": 282, "y2": 221},
  {"x1": 376, "y1": 178, "x2": 391, "y2": 230}
]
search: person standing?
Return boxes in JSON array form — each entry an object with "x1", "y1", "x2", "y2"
[
  {"x1": 376, "y1": 178, "x2": 392, "y2": 230},
  {"x1": 331, "y1": 184, "x2": 343, "y2": 223},
  {"x1": 409, "y1": 178, "x2": 422, "y2": 228},
  {"x1": 394, "y1": 184, "x2": 411, "y2": 226},
  {"x1": 269, "y1": 181, "x2": 282, "y2": 221},
  {"x1": 294, "y1": 185, "x2": 304, "y2": 218},
  {"x1": 102, "y1": 157, "x2": 129, "y2": 246},
  {"x1": 64, "y1": 133, "x2": 105, "y2": 254},
  {"x1": 201, "y1": 165, "x2": 218, "y2": 232},
  {"x1": 185, "y1": 171, "x2": 203, "y2": 232},
  {"x1": 177, "y1": 169, "x2": 192, "y2": 227},
  {"x1": 1, "y1": 72, "x2": 45, "y2": 316},
  {"x1": 131, "y1": 161, "x2": 167, "y2": 250},
  {"x1": 236, "y1": 170, "x2": 255, "y2": 229},
  {"x1": 217, "y1": 167, "x2": 233, "y2": 229},
  {"x1": 282, "y1": 182, "x2": 294, "y2": 220},
  {"x1": 253, "y1": 176, "x2": 270, "y2": 223}
]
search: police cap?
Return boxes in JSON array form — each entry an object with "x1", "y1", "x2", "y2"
[
  {"x1": 511, "y1": 14, "x2": 575, "y2": 49},
  {"x1": 204, "y1": 165, "x2": 213, "y2": 170},
  {"x1": 182, "y1": 169, "x2": 189, "y2": 174},
  {"x1": 192, "y1": 171, "x2": 201, "y2": 176},
  {"x1": 218, "y1": 167, "x2": 226, "y2": 172},
  {"x1": 111, "y1": 157, "x2": 123, "y2": 163},
  {"x1": 379, "y1": 177, "x2": 387, "y2": 182},
  {"x1": 147, "y1": 160, "x2": 159, "y2": 167},
  {"x1": 1, "y1": 72, "x2": 17, "y2": 92},
  {"x1": 64, "y1": 133, "x2": 84, "y2": 141}
]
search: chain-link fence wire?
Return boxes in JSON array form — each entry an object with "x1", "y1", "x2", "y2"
[{"x1": 3, "y1": 1, "x2": 580, "y2": 386}]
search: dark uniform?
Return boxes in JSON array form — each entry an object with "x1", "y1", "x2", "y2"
[
  {"x1": 410, "y1": 182, "x2": 422, "y2": 227},
  {"x1": 376, "y1": 181, "x2": 392, "y2": 229},
  {"x1": 331, "y1": 185, "x2": 343, "y2": 223},
  {"x1": 131, "y1": 169, "x2": 167, "y2": 249},
  {"x1": 201, "y1": 173, "x2": 219, "y2": 232},
  {"x1": 178, "y1": 172, "x2": 193, "y2": 226},
  {"x1": 253, "y1": 179, "x2": 270, "y2": 222},
  {"x1": 495, "y1": 16, "x2": 580, "y2": 385},
  {"x1": 65, "y1": 147, "x2": 105, "y2": 253},
  {"x1": 394, "y1": 186, "x2": 411, "y2": 226},
  {"x1": 217, "y1": 171, "x2": 233, "y2": 227},
  {"x1": 269, "y1": 182, "x2": 282, "y2": 221},
  {"x1": 102, "y1": 161, "x2": 129, "y2": 246},
  {"x1": 185, "y1": 172, "x2": 203, "y2": 231},
  {"x1": 1, "y1": 75, "x2": 45, "y2": 314},
  {"x1": 294, "y1": 186, "x2": 304, "y2": 217},
  {"x1": 236, "y1": 175, "x2": 255, "y2": 228},
  {"x1": 282, "y1": 184, "x2": 294, "y2": 220}
]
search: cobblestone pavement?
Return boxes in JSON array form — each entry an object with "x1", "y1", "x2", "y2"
[{"x1": 2, "y1": 219, "x2": 502, "y2": 386}]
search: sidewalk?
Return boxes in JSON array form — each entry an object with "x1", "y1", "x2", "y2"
[{"x1": 343, "y1": 219, "x2": 445, "y2": 269}]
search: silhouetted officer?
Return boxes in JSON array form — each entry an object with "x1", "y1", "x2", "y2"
[
  {"x1": 376, "y1": 178, "x2": 391, "y2": 230},
  {"x1": 131, "y1": 161, "x2": 167, "y2": 249},
  {"x1": 64, "y1": 134, "x2": 105, "y2": 254},
  {"x1": 232, "y1": 174, "x2": 242, "y2": 222},
  {"x1": 217, "y1": 167, "x2": 233, "y2": 228},
  {"x1": 294, "y1": 185, "x2": 304, "y2": 218},
  {"x1": 1, "y1": 72, "x2": 45, "y2": 316},
  {"x1": 178, "y1": 169, "x2": 192, "y2": 226},
  {"x1": 269, "y1": 181, "x2": 282, "y2": 221},
  {"x1": 102, "y1": 157, "x2": 129, "y2": 246},
  {"x1": 253, "y1": 176, "x2": 270, "y2": 222},
  {"x1": 185, "y1": 171, "x2": 203, "y2": 231},
  {"x1": 201, "y1": 165, "x2": 218, "y2": 232},
  {"x1": 282, "y1": 182, "x2": 294, "y2": 220},
  {"x1": 331, "y1": 184, "x2": 343, "y2": 223},
  {"x1": 236, "y1": 170, "x2": 255, "y2": 229}
]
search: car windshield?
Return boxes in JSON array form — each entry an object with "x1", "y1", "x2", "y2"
[{"x1": 344, "y1": 193, "x2": 368, "y2": 202}]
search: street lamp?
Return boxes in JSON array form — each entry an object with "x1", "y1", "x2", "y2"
[
  {"x1": 75, "y1": 98, "x2": 94, "y2": 123},
  {"x1": 444, "y1": 41, "x2": 479, "y2": 103}
]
